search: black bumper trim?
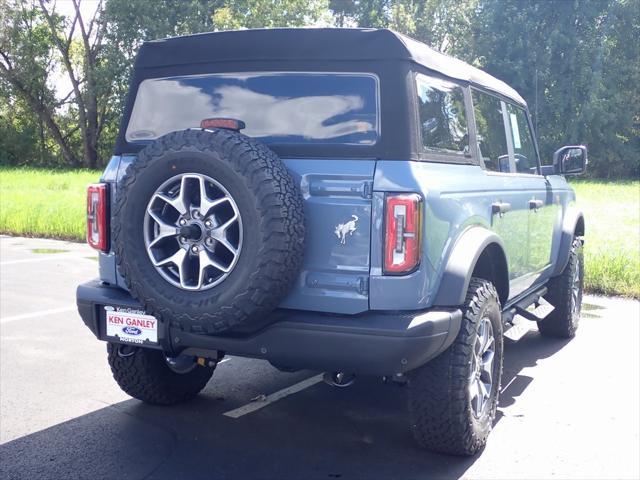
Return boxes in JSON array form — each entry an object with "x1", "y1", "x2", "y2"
[{"x1": 77, "y1": 279, "x2": 462, "y2": 375}]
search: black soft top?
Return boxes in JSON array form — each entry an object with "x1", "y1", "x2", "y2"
[{"x1": 135, "y1": 28, "x2": 525, "y2": 106}]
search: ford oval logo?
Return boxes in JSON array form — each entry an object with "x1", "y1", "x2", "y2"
[{"x1": 122, "y1": 326, "x2": 142, "y2": 336}]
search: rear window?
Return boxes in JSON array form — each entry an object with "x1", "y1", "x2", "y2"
[{"x1": 126, "y1": 72, "x2": 379, "y2": 145}]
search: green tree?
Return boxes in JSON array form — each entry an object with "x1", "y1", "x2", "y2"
[
  {"x1": 330, "y1": 0, "x2": 638, "y2": 177},
  {"x1": 0, "y1": 0, "x2": 113, "y2": 168},
  {"x1": 0, "y1": 0, "x2": 80, "y2": 165},
  {"x1": 329, "y1": 0, "x2": 477, "y2": 54},
  {"x1": 100, "y1": 0, "x2": 328, "y2": 130},
  {"x1": 212, "y1": 0, "x2": 329, "y2": 29},
  {"x1": 468, "y1": 0, "x2": 639, "y2": 177}
]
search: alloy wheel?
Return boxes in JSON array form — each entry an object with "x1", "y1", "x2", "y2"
[
  {"x1": 143, "y1": 173, "x2": 242, "y2": 291},
  {"x1": 469, "y1": 316, "x2": 495, "y2": 419}
]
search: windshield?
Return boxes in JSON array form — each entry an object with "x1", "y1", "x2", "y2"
[{"x1": 126, "y1": 72, "x2": 379, "y2": 145}]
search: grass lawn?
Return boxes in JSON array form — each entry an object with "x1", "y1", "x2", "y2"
[
  {"x1": 0, "y1": 167, "x2": 638, "y2": 297},
  {"x1": 571, "y1": 180, "x2": 640, "y2": 298},
  {"x1": 0, "y1": 167, "x2": 100, "y2": 241}
]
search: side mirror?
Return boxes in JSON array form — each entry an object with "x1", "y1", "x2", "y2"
[{"x1": 553, "y1": 145, "x2": 587, "y2": 175}]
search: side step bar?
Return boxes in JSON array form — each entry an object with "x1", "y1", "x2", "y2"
[
  {"x1": 515, "y1": 296, "x2": 555, "y2": 321},
  {"x1": 503, "y1": 287, "x2": 555, "y2": 342}
]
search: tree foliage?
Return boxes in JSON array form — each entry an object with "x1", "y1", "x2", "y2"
[
  {"x1": 0, "y1": 0, "x2": 637, "y2": 177},
  {"x1": 468, "y1": 0, "x2": 639, "y2": 177}
]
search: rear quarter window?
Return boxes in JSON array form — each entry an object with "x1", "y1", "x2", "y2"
[
  {"x1": 126, "y1": 72, "x2": 379, "y2": 146},
  {"x1": 416, "y1": 74, "x2": 469, "y2": 156}
]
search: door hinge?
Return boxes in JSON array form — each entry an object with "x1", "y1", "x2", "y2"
[
  {"x1": 357, "y1": 276, "x2": 370, "y2": 295},
  {"x1": 362, "y1": 181, "x2": 373, "y2": 199}
]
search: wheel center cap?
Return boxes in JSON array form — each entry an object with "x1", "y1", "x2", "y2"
[{"x1": 180, "y1": 223, "x2": 203, "y2": 241}]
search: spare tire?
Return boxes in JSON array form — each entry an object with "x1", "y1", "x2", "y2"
[{"x1": 113, "y1": 129, "x2": 304, "y2": 334}]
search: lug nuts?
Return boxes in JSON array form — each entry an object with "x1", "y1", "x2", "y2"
[
  {"x1": 191, "y1": 245, "x2": 199, "y2": 253},
  {"x1": 179, "y1": 218, "x2": 187, "y2": 226},
  {"x1": 204, "y1": 219, "x2": 213, "y2": 228},
  {"x1": 179, "y1": 236, "x2": 187, "y2": 243},
  {"x1": 205, "y1": 237, "x2": 214, "y2": 246}
]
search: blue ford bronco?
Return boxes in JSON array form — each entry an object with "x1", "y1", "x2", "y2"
[{"x1": 77, "y1": 28, "x2": 587, "y2": 456}]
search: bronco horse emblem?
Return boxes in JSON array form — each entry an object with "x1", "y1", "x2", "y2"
[{"x1": 335, "y1": 215, "x2": 359, "y2": 245}]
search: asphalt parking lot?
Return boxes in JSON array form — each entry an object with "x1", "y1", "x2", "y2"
[{"x1": 1, "y1": 235, "x2": 639, "y2": 480}]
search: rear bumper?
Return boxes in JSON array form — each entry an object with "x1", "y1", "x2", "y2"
[{"x1": 77, "y1": 279, "x2": 462, "y2": 375}]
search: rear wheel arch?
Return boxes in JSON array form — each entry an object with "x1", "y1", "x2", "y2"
[
  {"x1": 471, "y1": 243, "x2": 509, "y2": 307},
  {"x1": 433, "y1": 227, "x2": 509, "y2": 307}
]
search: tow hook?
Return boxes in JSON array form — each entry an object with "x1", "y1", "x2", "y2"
[{"x1": 323, "y1": 372, "x2": 355, "y2": 388}]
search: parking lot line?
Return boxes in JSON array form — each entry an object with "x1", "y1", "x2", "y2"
[
  {"x1": 0, "y1": 254, "x2": 96, "y2": 266},
  {"x1": 0, "y1": 305, "x2": 77, "y2": 324},
  {"x1": 500, "y1": 374, "x2": 518, "y2": 394},
  {"x1": 223, "y1": 374, "x2": 324, "y2": 419}
]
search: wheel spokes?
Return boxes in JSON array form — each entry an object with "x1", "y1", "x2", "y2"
[
  {"x1": 482, "y1": 332, "x2": 494, "y2": 356},
  {"x1": 152, "y1": 175, "x2": 194, "y2": 216},
  {"x1": 478, "y1": 379, "x2": 488, "y2": 413},
  {"x1": 469, "y1": 316, "x2": 495, "y2": 418},
  {"x1": 211, "y1": 213, "x2": 239, "y2": 237},
  {"x1": 481, "y1": 350, "x2": 494, "y2": 384},
  {"x1": 152, "y1": 248, "x2": 188, "y2": 287},
  {"x1": 144, "y1": 173, "x2": 243, "y2": 291},
  {"x1": 197, "y1": 175, "x2": 231, "y2": 216},
  {"x1": 216, "y1": 236, "x2": 238, "y2": 256},
  {"x1": 470, "y1": 378, "x2": 484, "y2": 416},
  {"x1": 197, "y1": 249, "x2": 231, "y2": 288},
  {"x1": 209, "y1": 212, "x2": 240, "y2": 255},
  {"x1": 147, "y1": 209, "x2": 179, "y2": 248}
]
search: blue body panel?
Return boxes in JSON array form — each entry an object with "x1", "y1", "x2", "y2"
[
  {"x1": 100, "y1": 154, "x2": 575, "y2": 314},
  {"x1": 278, "y1": 158, "x2": 375, "y2": 314},
  {"x1": 370, "y1": 161, "x2": 573, "y2": 309}
]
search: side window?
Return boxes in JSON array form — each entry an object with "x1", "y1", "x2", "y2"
[
  {"x1": 472, "y1": 90, "x2": 509, "y2": 172},
  {"x1": 506, "y1": 104, "x2": 538, "y2": 174},
  {"x1": 416, "y1": 74, "x2": 469, "y2": 155}
]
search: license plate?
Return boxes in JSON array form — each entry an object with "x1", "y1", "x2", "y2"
[{"x1": 104, "y1": 306, "x2": 158, "y2": 345}]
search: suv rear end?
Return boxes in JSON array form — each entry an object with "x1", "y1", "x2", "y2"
[
  {"x1": 79, "y1": 28, "x2": 462, "y2": 388},
  {"x1": 77, "y1": 28, "x2": 586, "y2": 456}
]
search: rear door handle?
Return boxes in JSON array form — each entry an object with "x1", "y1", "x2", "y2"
[
  {"x1": 529, "y1": 199, "x2": 544, "y2": 210},
  {"x1": 492, "y1": 202, "x2": 511, "y2": 215}
]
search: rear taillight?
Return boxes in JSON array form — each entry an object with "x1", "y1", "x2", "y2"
[
  {"x1": 87, "y1": 183, "x2": 108, "y2": 251},
  {"x1": 384, "y1": 193, "x2": 422, "y2": 274}
]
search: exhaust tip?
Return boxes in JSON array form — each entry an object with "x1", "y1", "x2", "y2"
[{"x1": 323, "y1": 371, "x2": 355, "y2": 388}]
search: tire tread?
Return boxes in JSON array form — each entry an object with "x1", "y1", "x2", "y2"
[
  {"x1": 408, "y1": 278, "x2": 503, "y2": 456},
  {"x1": 112, "y1": 129, "x2": 304, "y2": 334}
]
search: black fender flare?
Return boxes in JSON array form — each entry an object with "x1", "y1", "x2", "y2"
[
  {"x1": 551, "y1": 207, "x2": 585, "y2": 277},
  {"x1": 433, "y1": 226, "x2": 509, "y2": 307}
]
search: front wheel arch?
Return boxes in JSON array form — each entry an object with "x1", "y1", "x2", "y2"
[{"x1": 552, "y1": 208, "x2": 585, "y2": 277}]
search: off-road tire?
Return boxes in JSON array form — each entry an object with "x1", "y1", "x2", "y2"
[
  {"x1": 107, "y1": 343, "x2": 214, "y2": 405},
  {"x1": 407, "y1": 278, "x2": 503, "y2": 456},
  {"x1": 539, "y1": 237, "x2": 584, "y2": 338},
  {"x1": 112, "y1": 129, "x2": 305, "y2": 334}
]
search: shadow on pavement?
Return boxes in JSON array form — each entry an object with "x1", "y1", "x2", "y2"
[
  {"x1": 0, "y1": 329, "x2": 570, "y2": 480},
  {"x1": 499, "y1": 329, "x2": 571, "y2": 411}
]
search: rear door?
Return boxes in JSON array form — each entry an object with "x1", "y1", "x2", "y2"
[
  {"x1": 504, "y1": 103, "x2": 558, "y2": 287},
  {"x1": 278, "y1": 159, "x2": 375, "y2": 314},
  {"x1": 472, "y1": 89, "x2": 532, "y2": 295}
]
